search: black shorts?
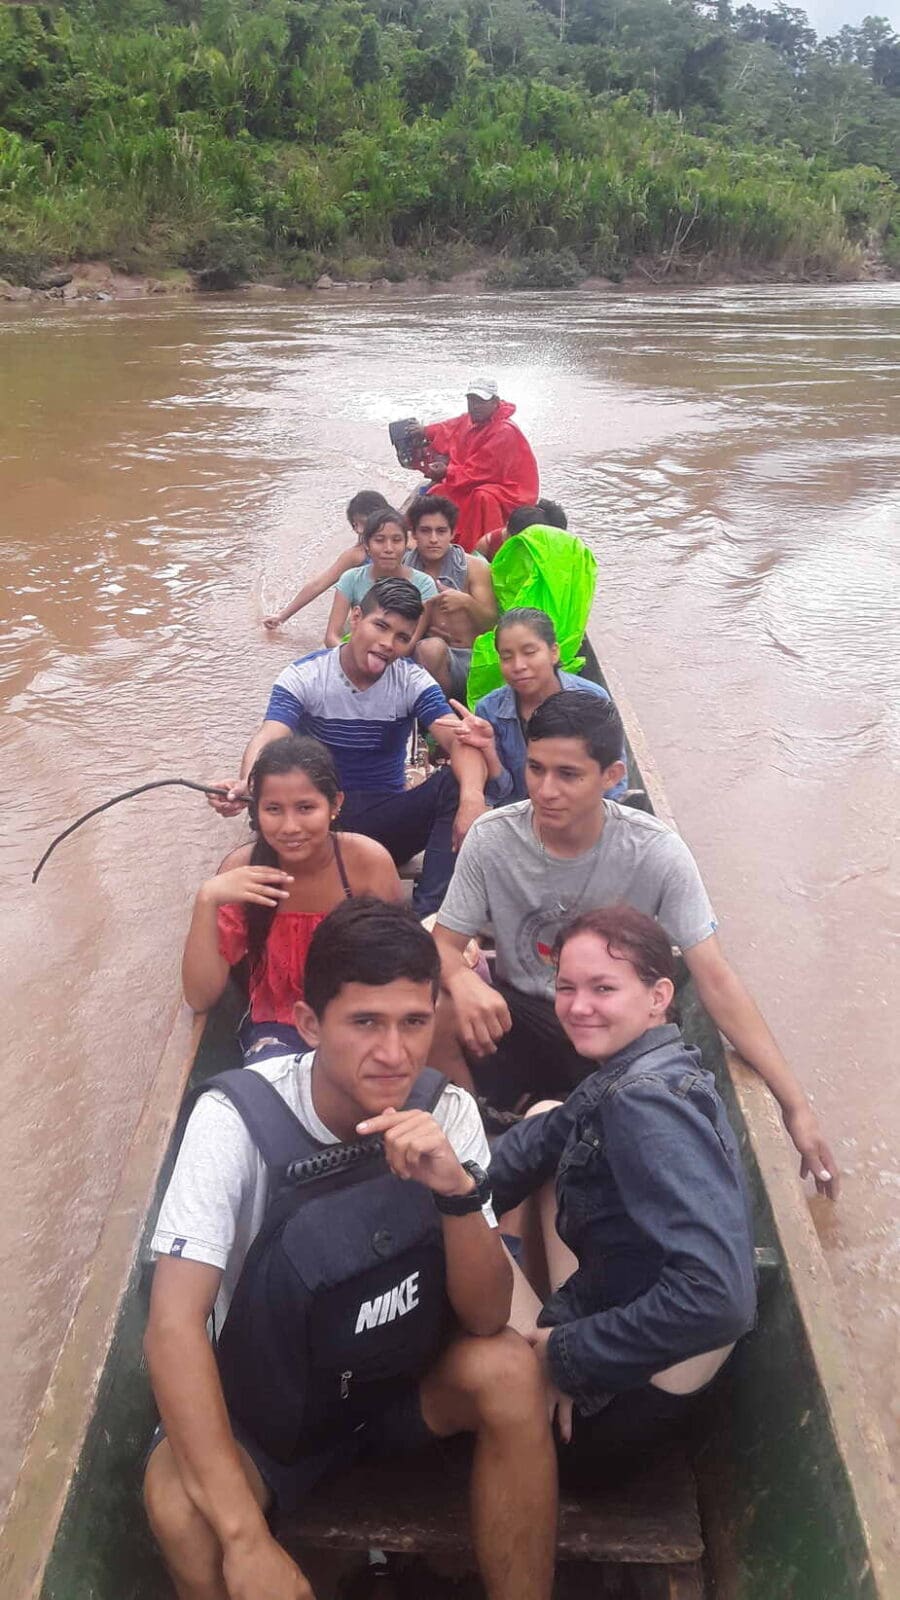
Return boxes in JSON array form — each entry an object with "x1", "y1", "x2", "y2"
[
  {"x1": 147, "y1": 1385, "x2": 432, "y2": 1524},
  {"x1": 559, "y1": 1382, "x2": 713, "y2": 1490},
  {"x1": 469, "y1": 983, "x2": 594, "y2": 1110}
]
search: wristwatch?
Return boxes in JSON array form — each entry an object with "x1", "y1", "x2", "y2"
[{"x1": 434, "y1": 1161, "x2": 492, "y2": 1216}]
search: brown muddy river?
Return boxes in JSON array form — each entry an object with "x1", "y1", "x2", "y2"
[{"x1": 1, "y1": 284, "x2": 898, "y2": 1520}]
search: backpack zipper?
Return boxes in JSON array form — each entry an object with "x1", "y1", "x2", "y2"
[{"x1": 340, "y1": 1370, "x2": 352, "y2": 1400}]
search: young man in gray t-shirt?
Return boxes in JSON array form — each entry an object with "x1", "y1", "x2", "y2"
[{"x1": 434, "y1": 692, "x2": 838, "y2": 1197}]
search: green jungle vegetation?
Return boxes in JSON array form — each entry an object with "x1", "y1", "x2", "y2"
[{"x1": 1, "y1": 0, "x2": 898, "y2": 289}]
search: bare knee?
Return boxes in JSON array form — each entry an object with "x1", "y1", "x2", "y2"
[
  {"x1": 432, "y1": 991, "x2": 474, "y2": 1088},
  {"x1": 527, "y1": 1100, "x2": 562, "y2": 1118},
  {"x1": 416, "y1": 640, "x2": 445, "y2": 672},
  {"x1": 456, "y1": 1330, "x2": 547, "y2": 1430},
  {"x1": 144, "y1": 1443, "x2": 213, "y2": 1556},
  {"x1": 434, "y1": 987, "x2": 457, "y2": 1033},
  {"x1": 417, "y1": 638, "x2": 450, "y2": 688}
]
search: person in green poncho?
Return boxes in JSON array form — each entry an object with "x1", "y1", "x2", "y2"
[{"x1": 465, "y1": 511, "x2": 598, "y2": 706}]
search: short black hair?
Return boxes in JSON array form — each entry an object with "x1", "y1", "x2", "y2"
[
  {"x1": 506, "y1": 504, "x2": 544, "y2": 538},
  {"x1": 526, "y1": 691, "x2": 624, "y2": 770},
  {"x1": 347, "y1": 490, "x2": 390, "y2": 525},
  {"x1": 358, "y1": 576, "x2": 423, "y2": 623},
  {"x1": 304, "y1": 897, "x2": 441, "y2": 1016},
  {"x1": 408, "y1": 495, "x2": 458, "y2": 532},
  {"x1": 537, "y1": 497, "x2": 567, "y2": 529}
]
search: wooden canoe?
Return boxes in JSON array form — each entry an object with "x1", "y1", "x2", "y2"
[{"x1": 2, "y1": 653, "x2": 896, "y2": 1600}]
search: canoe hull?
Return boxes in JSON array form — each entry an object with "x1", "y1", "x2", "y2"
[{"x1": 3, "y1": 655, "x2": 895, "y2": 1600}]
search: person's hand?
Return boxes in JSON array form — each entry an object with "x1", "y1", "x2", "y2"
[
  {"x1": 435, "y1": 590, "x2": 470, "y2": 621},
  {"x1": 448, "y1": 967, "x2": 511, "y2": 1057},
  {"x1": 199, "y1": 866, "x2": 293, "y2": 910},
  {"x1": 527, "y1": 1326, "x2": 574, "y2": 1444},
  {"x1": 783, "y1": 1102, "x2": 839, "y2": 1200},
  {"x1": 223, "y1": 1526, "x2": 315, "y2": 1600},
  {"x1": 206, "y1": 778, "x2": 249, "y2": 818},
  {"x1": 263, "y1": 613, "x2": 284, "y2": 631},
  {"x1": 356, "y1": 1108, "x2": 475, "y2": 1199},
  {"x1": 448, "y1": 700, "x2": 497, "y2": 757},
  {"x1": 424, "y1": 454, "x2": 449, "y2": 481},
  {"x1": 452, "y1": 793, "x2": 489, "y2": 851}
]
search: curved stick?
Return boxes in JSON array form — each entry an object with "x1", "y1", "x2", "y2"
[{"x1": 31, "y1": 779, "x2": 232, "y2": 884}]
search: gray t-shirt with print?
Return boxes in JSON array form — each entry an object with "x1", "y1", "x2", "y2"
[{"x1": 437, "y1": 799, "x2": 718, "y2": 1001}]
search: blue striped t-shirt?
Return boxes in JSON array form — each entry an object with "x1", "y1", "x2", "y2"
[{"x1": 265, "y1": 648, "x2": 451, "y2": 792}]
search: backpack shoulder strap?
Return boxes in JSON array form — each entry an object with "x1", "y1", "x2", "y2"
[
  {"x1": 404, "y1": 1067, "x2": 447, "y2": 1114},
  {"x1": 194, "y1": 1068, "x2": 323, "y2": 1173},
  {"x1": 188, "y1": 1065, "x2": 446, "y2": 1181},
  {"x1": 262, "y1": 1068, "x2": 450, "y2": 1200}
]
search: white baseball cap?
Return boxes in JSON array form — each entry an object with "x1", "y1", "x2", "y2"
[{"x1": 466, "y1": 376, "x2": 499, "y2": 399}]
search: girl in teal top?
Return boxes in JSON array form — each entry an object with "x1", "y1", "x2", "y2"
[{"x1": 324, "y1": 508, "x2": 438, "y2": 647}]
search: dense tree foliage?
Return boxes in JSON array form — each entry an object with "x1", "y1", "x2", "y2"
[{"x1": 0, "y1": 0, "x2": 897, "y2": 285}]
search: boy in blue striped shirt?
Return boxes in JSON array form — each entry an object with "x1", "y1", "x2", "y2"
[{"x1": 208, "y1": 579, "x2": 490, "y2": 914}]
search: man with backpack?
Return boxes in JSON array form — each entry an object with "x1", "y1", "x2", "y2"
[{"x1": 143, "y1": 898, "x2": 557, "y2": 1600}]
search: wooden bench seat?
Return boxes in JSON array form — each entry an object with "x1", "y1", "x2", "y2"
[{"x1": 282, "y1": 1445, "x2": 703, "y2": 1581}]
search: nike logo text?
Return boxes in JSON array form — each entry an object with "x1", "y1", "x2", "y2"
[{"x1": 354, "y1": 1271, "x2": 420, "y2": 1334}]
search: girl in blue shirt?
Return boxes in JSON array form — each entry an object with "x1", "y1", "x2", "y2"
[
  {"x1": 467, "y1": 608, "x2": 627, "y2": 804},
  {"x1": 324, "y1": 509, "x2": 437, "y2": 648}
]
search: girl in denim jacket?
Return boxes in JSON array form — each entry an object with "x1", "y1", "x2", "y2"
[{"x1": 490, "y1": 905, "x2": 756, "y2": 1483}]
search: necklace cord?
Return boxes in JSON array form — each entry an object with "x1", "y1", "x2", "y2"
[
  {"x1": 535, "y1": 817, "x2": 605, "y2": 919},
  {"x1": 31, "y1": 778, "x2": 231, "y2": 884}
]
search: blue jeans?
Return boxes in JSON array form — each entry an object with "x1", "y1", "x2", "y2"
[{"x1": 339, "y1": 767, "x2": 459, "y2": 916}]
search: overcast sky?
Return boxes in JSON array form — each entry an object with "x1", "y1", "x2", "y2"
[{"x1": 800, "y1": 0, "x2": 900, "y2": 36}]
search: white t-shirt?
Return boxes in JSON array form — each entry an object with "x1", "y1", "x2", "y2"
[{"x1": 152, "y1": 1052, "x2": 496, "y2": 1329}]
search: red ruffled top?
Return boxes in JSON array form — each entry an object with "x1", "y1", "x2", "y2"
[{"x1": 217, "y1": 904, "x2": 326, "y2": 1025}]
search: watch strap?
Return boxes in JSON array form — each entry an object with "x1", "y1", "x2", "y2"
[{"x1": 433, "y1": 1160, "x2": 491, "y2": 1216}]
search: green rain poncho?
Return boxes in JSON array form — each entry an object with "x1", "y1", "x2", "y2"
[{"x1": 466, "y1": 525, "x2": 598, "y2": 704}]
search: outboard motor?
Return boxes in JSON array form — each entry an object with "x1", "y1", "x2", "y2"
[
  {"x1": 388, "y1": 418, "x2": 448, "y2": 480},
  {"x1": 389, "y1": 417, "x2": 428, "y2": 471}
]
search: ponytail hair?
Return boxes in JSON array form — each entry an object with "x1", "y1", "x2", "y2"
[{"x1": 495, "y1": 607, "x2": 557, "y2": 649}]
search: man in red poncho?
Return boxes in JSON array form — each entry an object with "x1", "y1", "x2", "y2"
[{"x1": 421, "y1": 379, "x2": 539, "y2": 553}]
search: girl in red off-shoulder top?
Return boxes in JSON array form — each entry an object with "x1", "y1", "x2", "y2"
[{"x1": 182, "y1": 734, "x2": 401, "y2": 1060}]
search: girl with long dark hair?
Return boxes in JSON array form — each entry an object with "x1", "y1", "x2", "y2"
[{"x1": 182, "y1": 734, "x2": 401, "y2": 1058}]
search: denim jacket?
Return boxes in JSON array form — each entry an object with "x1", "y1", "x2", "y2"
[
  {"x1": 476, "y1": 671, "x2": 628, "y2": 805},
  {"x1": 489, "y1": 1025, "x2": 756, "y2": 1408}
]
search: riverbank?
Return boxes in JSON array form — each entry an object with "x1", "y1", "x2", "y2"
[
  {"x1": 4, "y1": 0, "x2": 898, "y2": 321},
  {"x1": 1, "y1": 246, "x2": 893, "y2": 307}
]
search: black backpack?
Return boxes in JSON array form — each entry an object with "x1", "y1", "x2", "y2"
[{"x1": 196, "y1": 1066, "x2": 452, "y2": 1463}]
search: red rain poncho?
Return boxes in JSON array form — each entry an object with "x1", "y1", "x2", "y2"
[{"x1": 424, "y1": 401, "x2": 539, "y2": 553}]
